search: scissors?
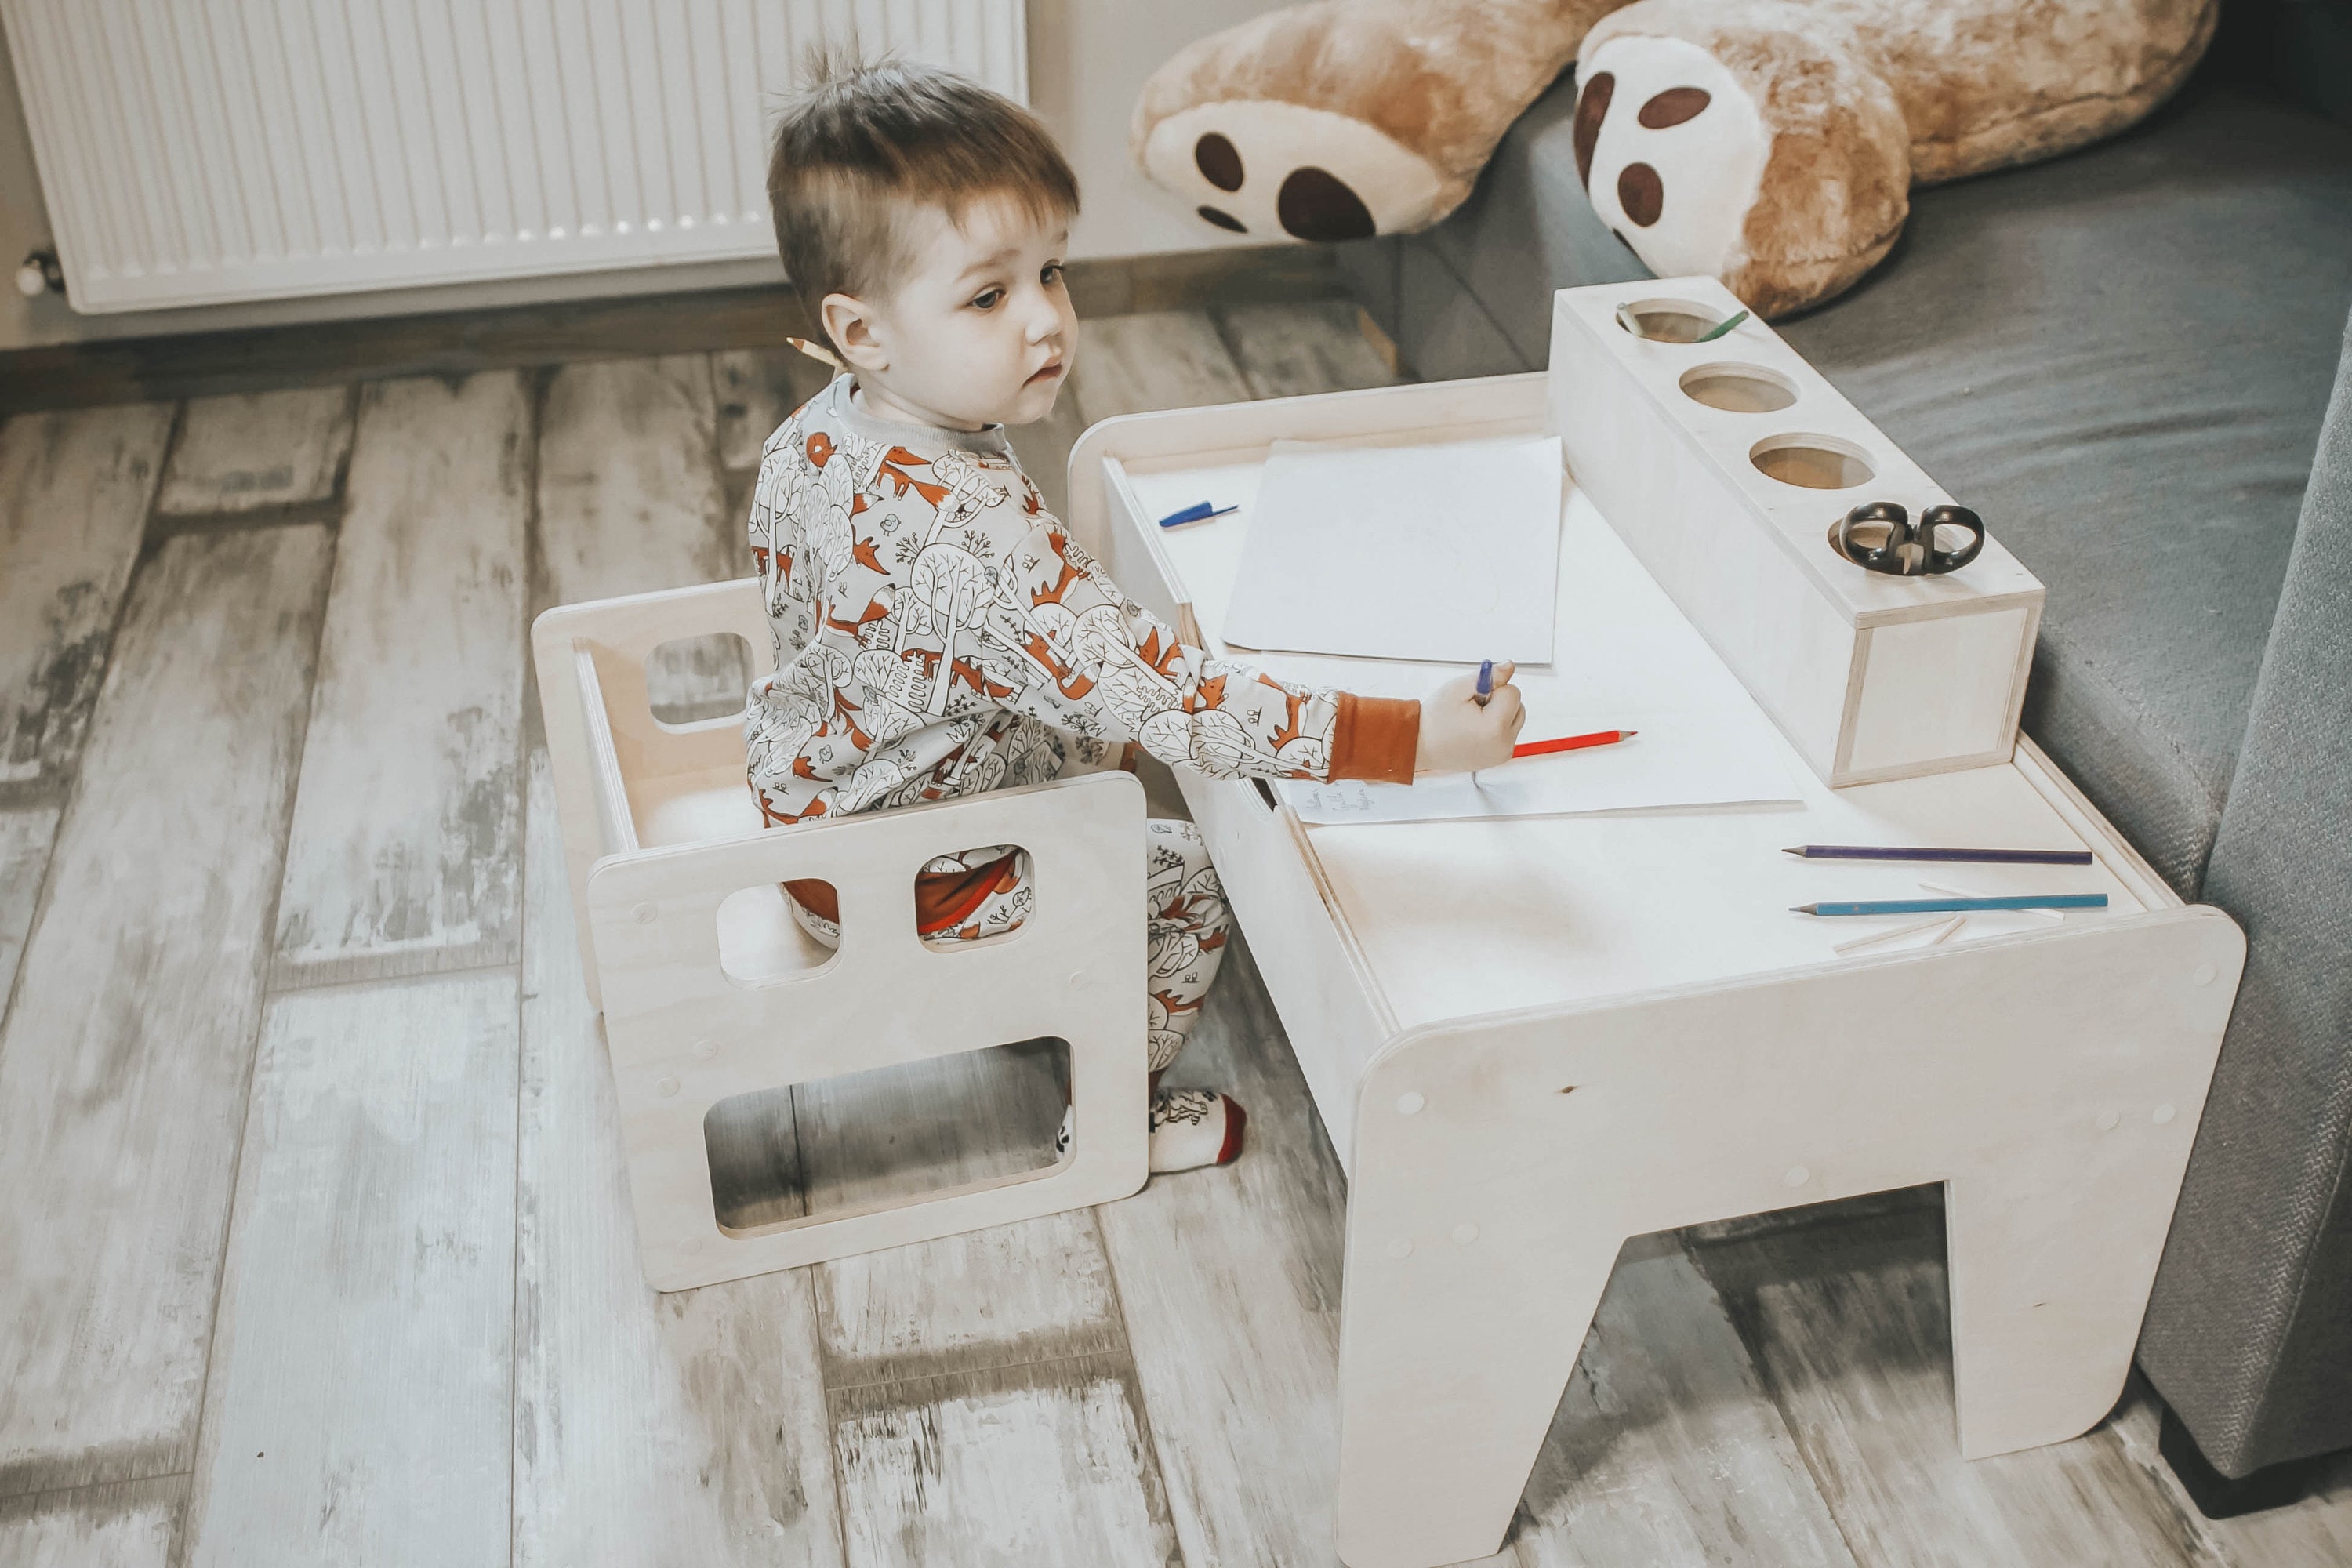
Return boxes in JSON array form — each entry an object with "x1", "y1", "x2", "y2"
[{"x1": 1830, "y1": 499, "x2": 1987, "y2": 576}]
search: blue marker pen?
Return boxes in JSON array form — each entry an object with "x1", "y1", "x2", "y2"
[{"x1": 1157, "y1": 500, "x2": 1239, "y2": 528}]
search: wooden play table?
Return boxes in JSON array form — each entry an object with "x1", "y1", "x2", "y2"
[{"x1": 1067, "y1": 302, "x2": 2243, "y2": 1568}]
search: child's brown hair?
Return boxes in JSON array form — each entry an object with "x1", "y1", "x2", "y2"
[{"x1": 768, "y1": 56, "x2": 1079, "y2": 339}]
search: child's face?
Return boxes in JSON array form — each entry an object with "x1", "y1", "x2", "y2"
[{"x1": 823, "y1": 194, "x2": 1076, "y2": 432}]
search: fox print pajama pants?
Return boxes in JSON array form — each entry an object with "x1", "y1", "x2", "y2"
[{"x1": 787, "y1": 818, "x2": 1232, "y2": 1073}]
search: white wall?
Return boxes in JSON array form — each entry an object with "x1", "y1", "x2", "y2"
[
  {"x1": 1029, "y1": 0, "x2": 1292, "y2": 263},
  {"x1": 0, "y1": 0, "x2": 1290, "y2": 351}
]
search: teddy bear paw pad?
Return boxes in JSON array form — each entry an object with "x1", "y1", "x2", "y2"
[
  {"x1": 1138, "y1": 100, "x2": 1445, "y2": 241},
  {"x1": 1576, "y1": 34, "x2": 1768, "y2": 278}
]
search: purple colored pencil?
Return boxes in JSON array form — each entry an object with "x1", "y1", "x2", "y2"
[{"x1": 1781, "y1": 844, "x2": 2093, "y2": 866}]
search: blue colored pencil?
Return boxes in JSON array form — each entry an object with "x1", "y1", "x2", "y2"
[
  {"x1": 1792, "y1": 895, "x2": 2108, "y2": 917},
  {"x1": 1474, "y1": 659, "x2": 1494, "y2": 708}
]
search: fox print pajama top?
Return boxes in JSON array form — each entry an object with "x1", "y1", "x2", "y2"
[{"x1": 743, "y1": 375, "x2": 1419, "y2": 1065}]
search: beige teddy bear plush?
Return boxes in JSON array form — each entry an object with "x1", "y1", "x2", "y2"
[
  {"x1": 1134, "y1": 0, "x2": 2218, "y2": 315},
  {"x1": 1133, "y1": 0, "x2": 1621, "y2": 243}
]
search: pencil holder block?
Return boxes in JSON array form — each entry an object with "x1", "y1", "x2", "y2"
[{"x1": 1549, "y1": 280, "x2": 2045, "y2": 788}]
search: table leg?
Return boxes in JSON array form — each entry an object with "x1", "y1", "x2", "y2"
[
  {"x1": 1325, "y1": 910, "x2": 2239, "y2": 1566},
  {"x1": 1944, "y1": 1121, "x2": 2191, "y2": 1460},
  {"x1": 1330, "y1": 1160, "x2": 1626, "y2": 1568}
]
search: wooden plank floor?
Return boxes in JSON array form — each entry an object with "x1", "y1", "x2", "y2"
[
  {"x1": 2, "y1": 295, "x2": 2350, "y2": 1567},
  {"x1": 0, "y1": 524, "x2": 332, "y2": 1498}
]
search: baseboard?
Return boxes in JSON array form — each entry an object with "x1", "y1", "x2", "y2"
[{"x1": 0, "y1": 246, "x2": 1346, "y2": 416}]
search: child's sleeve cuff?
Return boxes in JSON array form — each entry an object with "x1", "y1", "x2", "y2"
[{"x1": 1329, "y1": 695, "x2": 1419, "y2": 784}]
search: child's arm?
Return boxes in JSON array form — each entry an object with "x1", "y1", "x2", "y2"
[
  {"x1": 748, "y1": 435, "x2": 818, "y2": 660},
  {"x1": 978, "y1": 517, "x2": 1519, "y2": 782}
]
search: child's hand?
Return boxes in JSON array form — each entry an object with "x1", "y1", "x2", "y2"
[{"x1": 1414, "y1": 662, "x2": 1526, "y2": 775}]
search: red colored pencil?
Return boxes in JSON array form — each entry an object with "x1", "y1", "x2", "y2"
[{"x1": 1512, "y1": 729, "x2": 1637, "y2": 759}]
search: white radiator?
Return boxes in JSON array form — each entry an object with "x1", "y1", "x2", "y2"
[{"x1": 1, "y1": 0, "x2": 1029, "y2": 314}]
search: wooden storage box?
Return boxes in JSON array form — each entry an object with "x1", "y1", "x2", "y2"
[{"x1": 1549, "y1": 278, "x2": 2045, "y2": 786}]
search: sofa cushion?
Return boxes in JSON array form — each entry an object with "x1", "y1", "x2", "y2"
[
  {"x1": 1782, "y1": 89, "x2": 2352, "y2": 892},
  {"x1": 2139, "y1": 308, "x2": 2352, "y2": 1473},
  {"x1": 1371, "y1": 76, "x2": 2352, "y2": 891}
]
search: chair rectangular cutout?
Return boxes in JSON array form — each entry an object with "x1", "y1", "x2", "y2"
[
  {"x1": 647, "y1": 631, "x2": 753, "y2": 725},
  {"x1": 703, "y1": 1036, "x2": 1071, "y2": 1236}
]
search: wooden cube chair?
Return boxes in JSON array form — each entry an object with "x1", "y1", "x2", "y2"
[{"x1": 533, "y1": 580, "x2": 1149, "y2": 1290}]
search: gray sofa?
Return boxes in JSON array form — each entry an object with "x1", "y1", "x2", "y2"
[{"x1": 1338, "y1": 30, "x2": 2352, "y2": 1490}]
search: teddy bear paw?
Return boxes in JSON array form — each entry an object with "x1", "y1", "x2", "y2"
[
  {"x1": 1136, "y1": 100, "x2": 1446, "y2": 242},
  {"x1": 1573, "y1": 34, "x2": 1769, "y2": 281}
]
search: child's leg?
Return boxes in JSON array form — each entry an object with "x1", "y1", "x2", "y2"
[
  {"x1": 1142, "y1": 818, "x2": 1244, "y2": 1171},
  {"x1": 1145, "y1": 818, "x2": 1229, "y2": 1069}
]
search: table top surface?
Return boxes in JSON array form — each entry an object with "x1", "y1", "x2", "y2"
[{"x1": 1118, "y1": 448, "x2": 2161, "y2": 1038}]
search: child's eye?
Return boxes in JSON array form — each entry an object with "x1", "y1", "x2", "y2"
[
  {"x1": 1041, "y1": 263, "x2": 1065, "y2": 288},
  {"x1": 971, "y1": 288, "x2": 1003, "y2": 310}
]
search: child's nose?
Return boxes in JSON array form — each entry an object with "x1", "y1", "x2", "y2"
[{"x1": 1020, "y1": 289, "x2": 1062, "y2": 343}]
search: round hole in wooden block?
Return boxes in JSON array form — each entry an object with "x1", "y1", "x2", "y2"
[
  {"x1": 1751, "y1": 434, "x2": 1875, "y2": 490},
  {"x1": 1679, "y1": 361, "x2": 1796, "y2": 413},
  {"x1": 1615, "y1": 296, "x2": 1726, "y2": 343},
  {"x1": 717, "y1": 882, "x2": 840, "y2": 985}
]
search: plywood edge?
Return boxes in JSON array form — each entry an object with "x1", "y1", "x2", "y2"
[
  {"x1": 1068, "y1": 373, "x2": 1550, "y2": 550},
  {"x1": 1118, "y1": 414, "x2": 1554, "y2": 477},
  {"x1": 1283, "y1": 825, "x2": 1405, "y2": 1045},
  {"x1": 587, "y1": 769, "x2": 1143, "y2": 891},
  {"x1": 641, "y1": 1154, "x2": 1146, "y2": 1291},
  {"x1": 1099, "y1": 457, "x2": 1192, "y2": 632},
  {"x1": 1356, "y1": 902, "x2": 2220, "y2": 1094},
  {"x1": 528, "y1": 615, "x2": 610, "y2": 1011},
  {"x1": 1847, "y1": 586, "x2": 2046, "y2": 631},
  {"x1": 1178, "y1": 771, "x2": 1399, "y2": 1172},
  {"x1": 1830, "y1": 630, "x2": 1873, "y2": 781},
  {"x1": 2001, "y1": 601, "x2": 2043, "y2": 771},
  {"x1": 1829, "y1": 745, "x2": 2020, "y2": 790},
  {"x1": 2012, "y1": 735, "x2": 2186, "y2": 915},
  {"x1": 535, "y1": 577, "x2": 768, "y2": 663},
  {"x1": 575, "y1": 648, "x2": 641, "y2": 855}
]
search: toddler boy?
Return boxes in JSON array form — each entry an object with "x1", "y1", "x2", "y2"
[{"x1": 751, "y1": 59, "x2": 1524, "y2": 1171}]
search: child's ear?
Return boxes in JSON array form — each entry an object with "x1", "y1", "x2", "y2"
[{"x1": 820, "y1": 292, "x2": 888, "y2": 372}]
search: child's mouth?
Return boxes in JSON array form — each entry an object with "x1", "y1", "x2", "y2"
[{"x1": 1026, "y1": 361, "x2": 1065, "y2": 387}]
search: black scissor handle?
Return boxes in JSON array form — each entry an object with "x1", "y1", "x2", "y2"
[
  {"x1": 1832, "y1": 500, "x2": 1985, "y2": 576},
  {"x1": 1919, "y1": 503, "x2": 1985, "y2": 573},
  {"x1": 1834, "y1": 500, "x2": 1910, "y2": 573}
]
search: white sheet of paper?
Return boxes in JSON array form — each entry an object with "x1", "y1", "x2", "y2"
[
  {"x1": 1279, "y1": 719, "x2": 1795, "y2": 824},
  {"x1": 1219, "y1": 434, "x2": 1562, "y2": 665},
  {"x1": 1197, "y1": 486, "x2": 1801, "y2": 826}
]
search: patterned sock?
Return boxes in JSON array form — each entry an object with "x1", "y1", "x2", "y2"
[
  {"x1": 1051, "y1": 1080, "x2": 1247, "y2": 1172},
  {"x1": 1148, "y1": 1086, "x2": 1247, "y2": 1173}
]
